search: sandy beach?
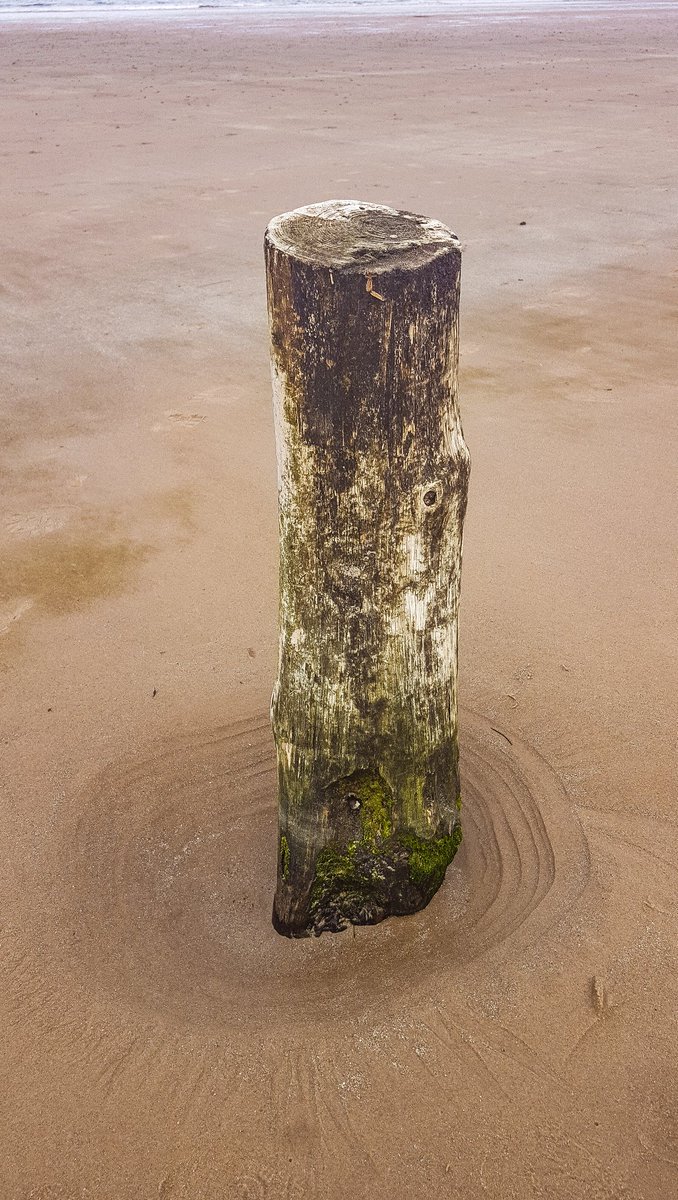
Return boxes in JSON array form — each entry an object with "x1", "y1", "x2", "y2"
[{"x1": 1, "y1": 4, "x2": 677, "y2": 1196}]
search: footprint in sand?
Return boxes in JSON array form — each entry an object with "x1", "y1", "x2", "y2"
[
  {"x1": 5, "y1": 508, "x2": 71, "y2": 537},
  {"x1": 152, "y1": 411, "x2": 206, "y2": 432},
  {"x1": 0, "y1": 597, "x2": 35, "y2": 636}
]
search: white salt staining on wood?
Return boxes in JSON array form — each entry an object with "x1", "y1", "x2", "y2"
[{"x1": 265, "y1": 200, "x2": 470, "y2": 937}]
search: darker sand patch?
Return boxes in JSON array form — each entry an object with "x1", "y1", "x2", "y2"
[{"x1": 0, "y1": 526, "x2": 148, "y2": 616}]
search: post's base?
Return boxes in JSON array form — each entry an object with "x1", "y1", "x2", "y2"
[{"x1": 272, "y1": 825, "x2": 462, "y2": 939}]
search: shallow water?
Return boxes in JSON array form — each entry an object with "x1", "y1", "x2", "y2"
[{"x1": 1, "y1": 0, "x2": 674, "y2": 24}]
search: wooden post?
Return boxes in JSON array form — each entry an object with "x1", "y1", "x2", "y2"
[{"x1": 265, "y1": 200, "x2": 470, "y2": 938}]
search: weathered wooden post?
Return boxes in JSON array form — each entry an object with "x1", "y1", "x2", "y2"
[{"x1": 265, "y1": 200, "x2": 470, "y2": 938}]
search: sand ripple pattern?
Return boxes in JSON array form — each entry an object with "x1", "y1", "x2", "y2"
[{"x1": 57, "y1": 707, "x2": 590, "y2": 1030}]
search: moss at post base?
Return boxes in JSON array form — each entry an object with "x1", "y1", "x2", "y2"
[
  {"x1": 300, "y1": 823, "x2": 462, "y2": 938},
  {"x1": 273, "y1": 764, "x2": 463, "y2": 938}
]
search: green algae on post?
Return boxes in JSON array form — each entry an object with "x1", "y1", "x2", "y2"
[
  {"x1": 279, "y1": 835, "x2": 290, "y2": 881},
  {"x1": 265, "y1": 200, "x2": 470, "y2": 938}
]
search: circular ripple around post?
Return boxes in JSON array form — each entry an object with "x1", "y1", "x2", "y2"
[{"x1": 51, "y1": 708, "x2": 590, "y2": 1031}]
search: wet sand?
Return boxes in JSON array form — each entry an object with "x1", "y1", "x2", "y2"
[{"x1": 1, "y1": 6, "x2": 677, "y2": 1198}]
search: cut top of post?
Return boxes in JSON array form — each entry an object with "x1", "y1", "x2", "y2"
[{"x1": 265, "y1": 199, "x2": 460, "y2": 274}]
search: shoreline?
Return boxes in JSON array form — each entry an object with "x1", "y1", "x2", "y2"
[{"x1": 0, "y1": 0, "x2": 675, "y2": 24}]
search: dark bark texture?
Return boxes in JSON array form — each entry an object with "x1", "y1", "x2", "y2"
[{"x1": 265, "y1": 200, "x2": 470, "y2": 937}]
